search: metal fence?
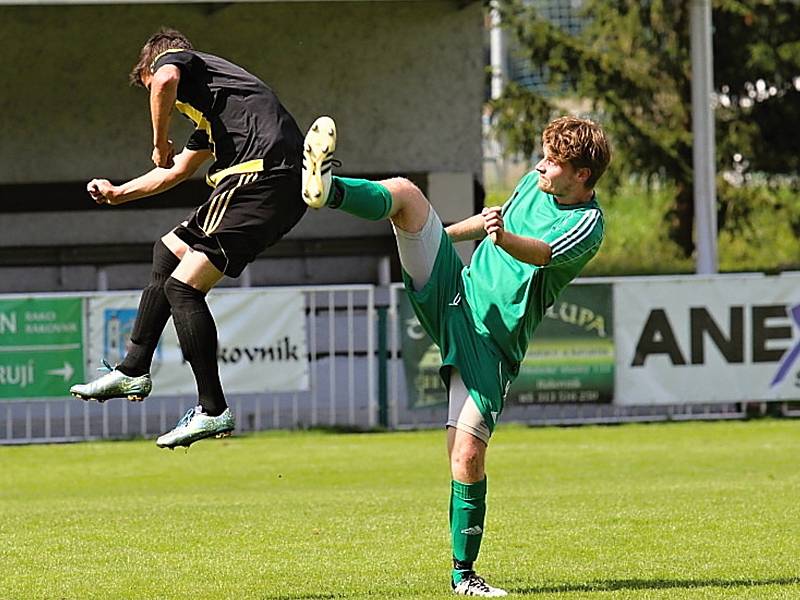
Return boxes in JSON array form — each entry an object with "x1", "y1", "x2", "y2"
[
  {"x1": 0, "y1": 285, "x2": 376, "y2": 444},
  {"x1": 2, "y1": 281, "x2": 795, "y2": 444},
  {"x1": 386, "y1": 282, "x2": 763, "y2": 431}
]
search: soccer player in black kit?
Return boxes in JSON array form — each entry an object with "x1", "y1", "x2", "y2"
[{"x1": 70, "y1": 28, "x2": 307, "y2": 449}]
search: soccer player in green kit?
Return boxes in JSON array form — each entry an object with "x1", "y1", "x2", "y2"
[{"x1": 302, "y1": 115, "x2": 610, "y2": 596}]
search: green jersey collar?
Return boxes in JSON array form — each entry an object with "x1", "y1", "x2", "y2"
[{"x1": 550, "y1": 190, "x2": 598, "y2": 211}]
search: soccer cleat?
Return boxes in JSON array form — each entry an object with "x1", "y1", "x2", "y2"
[
  {"x1": 302, "y1": 115, "x2": 339, "y2": 208},
  {"x1": 452, "y1": 573, "x2": 508, "y2": 597},
  {"x1": 70, "y1": 359, "x2": 152, "y2": 403},
  {"x1": 156, "y1": 406, "x2": 235, "y2": 449}
]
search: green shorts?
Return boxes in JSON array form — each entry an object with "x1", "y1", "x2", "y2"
[{"x1": 402, "y1": 230, "x2": 515, "y2": 434}]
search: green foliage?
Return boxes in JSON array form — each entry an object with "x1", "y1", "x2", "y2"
[
  {"x1": 491, "y1": 0, "x2": 800, "y2": 259},
  {"x1": 583, "y1": 180, "x2": 694, "y2": 276},
  {"x1": 487, "y1": 177, "x2": 800, "y2": 275},
  {"x1": 588, "y1": 178, "x2": 800, "y2": 275},
  {"x1": 2, "y1": 422, "x2": 800, "y2": 598},
  {"x1": 492, "y1": 0, "x2": 693, "y2": 183},
  {"x1": 715, "y1": 177, "x2": 800, "y2": 272},
  {"x1": 490, "y1": 81, "x2": 557, "y2": 159},
  {"x1": 714, "y1": 1, "x2": 800, "y2": 174}
]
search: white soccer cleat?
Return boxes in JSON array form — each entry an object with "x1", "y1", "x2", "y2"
[
  {"x1": 452, "y1": 573, "x2": 508, "y2": 597},
  {"x1": 70, "y1": 359, "x2": 151, "y2": 403},
  {"x1": 302, "y1": 116, "x2": 338, "y2": 209},
  {"x1": 156, "y1": 406, "x2": 235, "y2": 449}
]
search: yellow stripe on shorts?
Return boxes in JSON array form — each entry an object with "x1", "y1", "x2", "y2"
[{"x1": 203, "y1": 173, "x2": 258, "y2": 235}]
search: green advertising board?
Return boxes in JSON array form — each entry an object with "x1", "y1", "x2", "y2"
[
  {"x1": 0, "y1": 297, "x2": 85, "y2": 399},
  {"x1": 509, "y1": 283, "x2": 613, "y2": 404},
  {"x1": 400, "y1": 284, "x2": 614, "y2": 408},
  {"x1": 398, "y1": 294, "x2": 448, "y2": 408}
]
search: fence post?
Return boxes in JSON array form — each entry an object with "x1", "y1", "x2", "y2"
[{"x1": 377, "y1": 306, "x2": 388, "y2": 428}]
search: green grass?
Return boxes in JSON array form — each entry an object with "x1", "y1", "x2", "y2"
[{"x1": 2, "y1": 421, "x2": 800, "y2": 599}]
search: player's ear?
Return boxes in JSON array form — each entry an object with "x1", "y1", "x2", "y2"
[{"x1": 576, "y1": 167, "x2": 592, "y2": 187}]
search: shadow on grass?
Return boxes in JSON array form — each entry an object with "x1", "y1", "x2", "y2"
[
  {"x1": 260, "y1": 595, "x2": 339, "y2": 600},
  {"x1": 302, "y1": 424, "x2": 388, "y2": 434},
  {"x1": 514, "y1": 576, "x2": 800, "y2": 595}
]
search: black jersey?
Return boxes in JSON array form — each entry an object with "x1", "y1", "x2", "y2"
[{"x1": 151, "y1": 49, "x2": 303, "y2": 183}]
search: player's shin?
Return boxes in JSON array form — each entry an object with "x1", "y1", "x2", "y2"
[
  {"x1": 329, "y1": 177, "x2": 393, "y2": 221},
  {"x1": 163, "y1": 276, "x2": 227, "y2": 417},
  {"x1": 118, "y1": 240, "x2": 180, "y2": 377},
  {"x1": 450, "y1": 477, "x2": 487, "y2": 583}
]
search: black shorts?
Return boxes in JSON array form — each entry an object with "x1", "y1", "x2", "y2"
[{"x1": 173, "y1": 170, "x2": 305, "y2": 277}]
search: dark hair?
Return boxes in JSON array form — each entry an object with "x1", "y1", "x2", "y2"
[
  {"x1": 542, "y1": 116, "x2": 612, "y2": 188},
  {"x1": 129, "y1": 27, "x2": 193, "y2": 87}
]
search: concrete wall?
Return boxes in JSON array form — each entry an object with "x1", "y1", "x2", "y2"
[
  {"x1": 0, "y1": 1, "x2": 483, "y2": 183},
  {"x1": 0, "y1": 1, "x2": 485, "y2": 290}
]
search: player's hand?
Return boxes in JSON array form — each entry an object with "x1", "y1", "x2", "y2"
[
  {"x1": 152, "y1": 139, "x2": 175, "y2": 169},
  {"x1": 482, "y1": 206, "x2": 504, "y2": 244},
  {"x1": 87, "y1": 179, "x2": 119, "y2": 205}
]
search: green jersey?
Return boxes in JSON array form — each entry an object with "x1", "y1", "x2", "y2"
[{"x1": 462, "y1": 171, "x2": 604, "y2": 367}]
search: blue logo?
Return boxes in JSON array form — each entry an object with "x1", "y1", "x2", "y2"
[{"x1": 770, "y1": 303, "x2": 800, "y2": 387}]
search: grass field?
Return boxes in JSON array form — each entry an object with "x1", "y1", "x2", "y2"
[{"x1": 2, "y1": 420, "x2": 799, "y2": 599}]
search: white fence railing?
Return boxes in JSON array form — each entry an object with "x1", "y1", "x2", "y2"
[
  {"x1": 4, "y1": 274, "x2": 799, "y2": 444},
  {"x1": 0, "y1": 285, "x2": 376, "y2": 444}
]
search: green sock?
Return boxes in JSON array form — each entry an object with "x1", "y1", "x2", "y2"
[
  {"x1": 450, "y1": 477, "x2": 487, "y2": 584},
  {"x1": 330, "y1": 176, "x2": 392, "y2": 221}
]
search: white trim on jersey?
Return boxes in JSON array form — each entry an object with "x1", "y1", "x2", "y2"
[{"x1": 550, "y1": 209, "x2": 602, "y2": 258}]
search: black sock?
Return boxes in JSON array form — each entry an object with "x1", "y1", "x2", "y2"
[
  {"x1": 118, "y1": 240, "x2": 180, "y2": 377},
  {"x1": 163, "y1": 277, "x2": 227, "y2": 417},
  {"x1": 453, "y1": 558, "x2": 474, "y2": 572},
  {"x1": 452, "y1": 558, "x2": 475, "y2": 584}
]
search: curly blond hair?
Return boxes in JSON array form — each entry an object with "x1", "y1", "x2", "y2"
[{"x1": 542, "y1": 116, "x2": 611, "y2": 188}]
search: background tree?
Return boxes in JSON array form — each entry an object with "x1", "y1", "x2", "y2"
[{"x1": 491, "y1": 0, "x2": 800, "y2": 258}]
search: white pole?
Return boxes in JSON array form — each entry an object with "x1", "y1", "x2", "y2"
[
  {"x1": 489, "y1": 2, "x2": 507, "y2": 102},
  {"x1": 489, "y1": 1, "x2": 508, "y2": 188},
  {"x1": 690, "y1": 0, "x2": 718, "y2": 274},
  {"x1": 239, "y1": 266, "x2": 252, "y2": 288},
  {"x1": 96, "y1": 266, "x2": 108, "y2": 291},
  {"x1": 378, "y1": 256, "x2": 391, "y2": 287}
]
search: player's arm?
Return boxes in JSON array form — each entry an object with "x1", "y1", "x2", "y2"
[
  {"x1": 445, "y1": 213, "x2": 488, "y2": 242},
  {"x1": 450, "y1": 179, "x2": 523, "y2": 243},
  {"x1": 87, "y1": 148, "x2": 212, "y2": 206},
  {"x1": 482, "y1": 206, "x2": 551, "y2": 266},
  {"x1": 150, "y1": 64, "x2": 181, "y2": 168},
  {"x1": 494, "y1": 232, "x2": 552, "y2": 266}
]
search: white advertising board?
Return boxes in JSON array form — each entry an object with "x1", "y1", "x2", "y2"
[
  {"x1": 87, "y1": 289, "x2": 308, "y2": 395},
  {"x1": 615, "y1": 273, "x2": 800, "y2": 405}
]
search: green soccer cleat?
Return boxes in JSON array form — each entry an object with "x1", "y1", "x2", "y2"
[
  {"x1": 156, "y1": 406, "x2": 235, "y2": 449},
  {"x1": 452, "y1": 573, "x2": 508, "y2": 597},
  {"x1": 70, "y1": 359, "x2": 152, "y2": 403},
  {"x1": 302, "y1": 115, "x2": 338, "y2": 209}
]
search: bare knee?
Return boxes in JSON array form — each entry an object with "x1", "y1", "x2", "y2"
[
  {"x1": 450, "y1": 438, "x2": 486, "y2": 483},
  {"x1": 381, "y1": 177, "x2": 430, "y2": 233},
  {"x1": 381, "y1": 177, "x2": 419, "y2": 198}
]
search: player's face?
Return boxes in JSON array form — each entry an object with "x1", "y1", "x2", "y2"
[{"x1": 534, "y1": 146, "x2": 589, "y2": 199}]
